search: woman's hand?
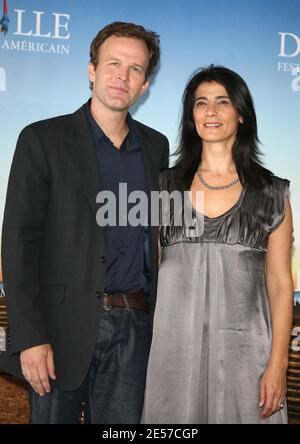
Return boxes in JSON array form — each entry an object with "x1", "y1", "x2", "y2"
[{"x1": 259, "y1": 363, "x2": 287, "y2": 419}]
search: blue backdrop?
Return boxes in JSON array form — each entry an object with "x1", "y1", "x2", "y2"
[
  {"x1": 0, "y1": 0, "x2": 299, "y2": 305},
  {"x1": 1, "y1": 0, "x2": 300, "y2": 420}
]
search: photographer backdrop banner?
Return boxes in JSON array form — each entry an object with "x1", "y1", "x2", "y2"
[{"x1": 0, "y1": 0, "x2": 300, "y2": 417}]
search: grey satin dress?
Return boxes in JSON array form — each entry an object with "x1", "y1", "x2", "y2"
[{"x1": 142, "y1": 169, "x2": 289, "y2": 424}]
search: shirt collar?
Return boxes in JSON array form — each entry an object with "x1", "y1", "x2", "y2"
[{"x1": 84, "y1": 99, "x2": 140, "y2": 152}]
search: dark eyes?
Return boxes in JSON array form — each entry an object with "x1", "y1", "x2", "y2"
[
  {"x1": 109, "y1": 63, "x2": 142, "y2": 75},
  {"x1": 194, "y1": 100, "x2": 231, "y2": 107},
  {"x1": 130, "y1": 66, "x2": 142, "y2": 74}
]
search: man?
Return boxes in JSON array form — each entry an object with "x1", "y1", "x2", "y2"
[{"x1": 0, "y1": 21, "x2": 169, "y2": 424}]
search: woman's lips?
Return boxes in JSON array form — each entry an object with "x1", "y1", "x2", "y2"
[{"x1": 203, "y1": 123, "x2": 222, "y2": 128}]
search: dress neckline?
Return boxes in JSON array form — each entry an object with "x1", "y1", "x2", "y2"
[{"x1": 189, "y1": 185, "x2": 247, "y2": 221}]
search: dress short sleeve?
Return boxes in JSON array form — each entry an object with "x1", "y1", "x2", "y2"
[{"x1": 267, "y1": 177, "x2": 290, "y2": 233}]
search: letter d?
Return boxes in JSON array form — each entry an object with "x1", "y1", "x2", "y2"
[{"x1": 278, "y1": 32, "x2": 300, "y2": 57}]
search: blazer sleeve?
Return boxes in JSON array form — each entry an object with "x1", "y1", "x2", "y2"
[{"x1": 2, "y1": 124, "x2": 50, "y2": 354}]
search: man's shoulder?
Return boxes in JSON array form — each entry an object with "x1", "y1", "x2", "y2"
[
  {"x1": 133, "y1": 119, "x2": 168, "y2": 143},
  {"x1": 31, "y1": 112, "x2": 73, "y2": 127},
  {"x1": 21, "y1": 104, "x2": 86, "y2": 136}
]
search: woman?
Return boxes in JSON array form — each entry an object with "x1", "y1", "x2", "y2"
[{"x1": 142, "y1": 65, "x2": 293, "y2": 424}]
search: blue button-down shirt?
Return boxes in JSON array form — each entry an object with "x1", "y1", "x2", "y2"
[{"x1": 85, "y1": 102, "x2": 149, "y2": 293}]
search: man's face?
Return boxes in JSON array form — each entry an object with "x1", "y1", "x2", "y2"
[{"x1": 88, "y1": 35, "x2": 150, "y2": 113}]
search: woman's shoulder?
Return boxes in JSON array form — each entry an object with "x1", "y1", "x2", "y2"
[
  {"x1": 246, "y1": 174, "x2": 289, "y2": 197},
  {"x1": 243, "y1": 174, "x2": 290, "y2": 233},
  {"x1": 260, "y1": 175, "x2": 290, "y2": 205},
  {"x1": 267, "y1": 175, "x2": 290, "y2": 190}
]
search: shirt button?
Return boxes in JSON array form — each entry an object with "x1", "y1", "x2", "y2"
[{"x1": 100, "y1": 256, "x2": 106, "y2": 264}]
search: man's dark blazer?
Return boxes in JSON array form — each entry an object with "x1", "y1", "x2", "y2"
[{"x1": 0, "y1": 104, "x2": 169, "y2": 390}]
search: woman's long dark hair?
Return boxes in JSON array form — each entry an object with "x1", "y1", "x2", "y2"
[{"x1": 174, "y1": 65, "x2": 273, "y2": 189}]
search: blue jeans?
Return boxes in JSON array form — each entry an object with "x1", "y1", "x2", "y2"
[{"x1": 29, "y1": 307, "x2": 150, "y2": 424}]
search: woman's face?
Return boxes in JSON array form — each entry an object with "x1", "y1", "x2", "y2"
[{"x1": 193, "y1": 81, "x2": 243, "y2": 145}]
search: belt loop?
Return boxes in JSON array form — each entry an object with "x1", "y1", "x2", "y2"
[{"x1": 122, "y1": 294, "x2": 130, "y2": 311}]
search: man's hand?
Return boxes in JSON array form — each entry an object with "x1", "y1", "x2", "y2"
[{"x1": 20, "y1": 344, "x2": 56, "y2": 396}]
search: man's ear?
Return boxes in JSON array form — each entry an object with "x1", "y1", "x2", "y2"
[
  {"x1": 88, "y1": 63, "x2": 96, "y2": 83},
  {"x1": 139, "y1": 79, "x2": 149, "y2": 97}
]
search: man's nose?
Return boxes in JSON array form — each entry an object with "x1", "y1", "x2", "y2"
[{"x1": 117, "y1": 66, "x2": 129, "y2": 81}]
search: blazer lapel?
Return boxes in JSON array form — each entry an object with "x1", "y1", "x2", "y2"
[
  {"x1": 138, "y1": 124, "x2": 160, "y2": 282},
  {"x1": 68, "y1": 105, "x2": 102, "y2": 216},
  {"x1": 138, "y1": 126, "x2": 158, "y2": 195}
]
